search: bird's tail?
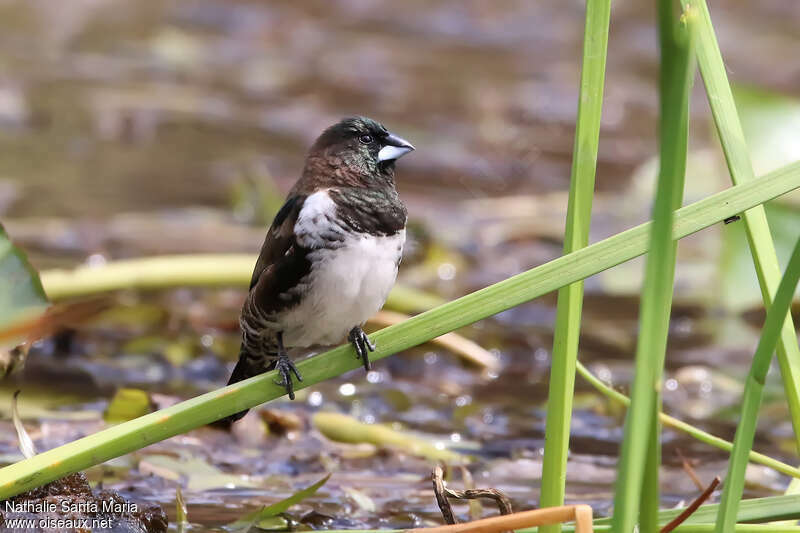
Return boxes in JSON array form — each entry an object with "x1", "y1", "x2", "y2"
[{"x1": 211, "y1": 344, "x2": 276, "y2": 429}]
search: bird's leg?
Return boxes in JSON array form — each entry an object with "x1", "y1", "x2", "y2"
[
  {"x1": 272, "y1": 332, "x2": 302, "y2": 400},
  {"x1": 348, "y1": 326, "x2": 376, "y2": 372}
]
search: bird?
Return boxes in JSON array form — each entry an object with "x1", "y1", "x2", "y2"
[{"x1": 219, "y1": 116, "x2": 414, "y2": 425}]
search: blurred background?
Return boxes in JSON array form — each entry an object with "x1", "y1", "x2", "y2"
[{"x1": 1, "y1": 0, "x2": 800, "y2": 530}]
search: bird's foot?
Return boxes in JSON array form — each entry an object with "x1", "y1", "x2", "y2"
[
  {"x1": 348, "y1": 326, "x2": 376, "y2": 372},
  {"x1": 273, "y1": 352, "x2": 303, "y2": 400}
]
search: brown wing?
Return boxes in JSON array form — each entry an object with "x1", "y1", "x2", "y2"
[
  {"x1": 247, "y1": 195, "x2": 312, "y2": 317},
  {"x1": 249, "y1": 195, "x2": 306, "y2": 290}
]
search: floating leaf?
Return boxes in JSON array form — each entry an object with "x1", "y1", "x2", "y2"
[
  {"x1": 313, "y1": 412, "x2": 467, "y2": 463},
  {"x1": 0, "y1": 387, "x2": 97, "y2": 421},
  {"x1": 225, "y1": 474, "x2": 330, "y2": 532},
  {"x1": 104, "y1": 388, "x2": 152, "y2": 423},
  {"x1": 342, "y1": 486, "x2": 376, "y2": 514},
  {"x1": 139, "y1": 453, "x2": 259, "y2": 491}
]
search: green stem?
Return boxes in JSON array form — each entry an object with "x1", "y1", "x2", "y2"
[
  {"x1": 715, "y1": 239, "x2": 800, "y2": 532},
  {"x1": 0, "y1": 163, "x2": 798, "y2": 500},
  {"x1": 679, "y1": 0, "x2": 800, "y2": 453},
  {"x1": 39, "y1": 257, "x2": 443, "y2": 312},
  {"x1": 540, "y1": 0, "x2": 610, "y2": 528},
  {"x1": 596, "y1": 493, "x2": 800, "y2": 526},
  {"x1": 612, "y1": 4, "x2": 695, "y2": 530},
  {"x1": 575, "y1": 361, "x2": 800, "y2": 478}
]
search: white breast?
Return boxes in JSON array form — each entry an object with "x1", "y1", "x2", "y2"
[{"x1": 280, "y1": 190, "x2": 405, "y2": 348}]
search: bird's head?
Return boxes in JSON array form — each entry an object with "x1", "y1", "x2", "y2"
[{"x1": 302, "y1": 116, "x2": 414, "y2": 189}]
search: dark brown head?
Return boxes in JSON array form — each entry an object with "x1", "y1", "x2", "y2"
[{"x1": 297, "y1": 116, "x2": 414, "y2": 192}]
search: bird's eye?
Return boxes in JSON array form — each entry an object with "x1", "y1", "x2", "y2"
[{"x1": 358, "y1": 134, "x2": 374, "y2": 145}]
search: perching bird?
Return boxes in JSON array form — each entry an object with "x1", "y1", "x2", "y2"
[{"x1": 220, "y1": 116, "x2": 414, "y2": 424}]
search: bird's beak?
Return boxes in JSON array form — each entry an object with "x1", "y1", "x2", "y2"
[{"x1": 378, "y1": 132, "x2": 415, "y2": 162}]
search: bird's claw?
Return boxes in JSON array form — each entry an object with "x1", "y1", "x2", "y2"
[
  {"x1": 273, "y1": 353, "x2": 303, "y2": 400},
  {"x1": 349, "y1": 326, "x2": 376, "y2": 372}
]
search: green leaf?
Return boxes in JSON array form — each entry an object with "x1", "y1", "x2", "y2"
[
  {"x1": 719, "y1": 86, "x2": 800, "y2": 311},
  {"x1": 715, "y1": 239, "x2": 800, "y2": 530},
  {"x1": 540, "y1": 1, "x2": 610, "y2": 528},
  {"x1": 225, "y1": 474, "x2": 330, "y2": 532},
  {"x1": 679, "y1": 0, "x2": 800, "y2": 454},
  {"x1": 594, "y1": 494, "x2": 800, "y2": 525},
  {"x1": 0, "y1": 222, "x2": 48, "y2": 334}
]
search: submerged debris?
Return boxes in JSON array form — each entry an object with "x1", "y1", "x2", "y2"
[{"x1": 431, "y1": 464, "x2": 512, "y2": 525}]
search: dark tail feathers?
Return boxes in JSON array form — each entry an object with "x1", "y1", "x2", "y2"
[{"x1": 210, "y1": 345, "x2": 276, "y2": 429}]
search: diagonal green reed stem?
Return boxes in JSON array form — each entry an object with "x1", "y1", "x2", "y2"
[
  {"x1": 539, "y1": 0, "x2": 610, "y2": 528},
  {"x1": 595, "y1": 493, "x2": 800, "y2": 527},
  {"x1": 0, "y1": 162, "x2": 798, "y2": 500},
  {"x1": 715, "y1": 238, "x2": 800, "y2": 532},
  {"x1": 574, "y1": 361, "x2": 800, "y2": 479},
  {"x1": 679, "y1": 0, "x2": 800, "y2": 453},
  {"x1": 612, "y1": 4, "x2": 695, "y2": 531}
]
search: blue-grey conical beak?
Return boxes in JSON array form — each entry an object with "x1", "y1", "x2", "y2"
[{"x1": 378, "y1": 132, "x2": 415, "y2": 162}]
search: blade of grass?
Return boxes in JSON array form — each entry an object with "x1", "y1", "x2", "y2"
[
  {"x1": 574, "y1": 360, "x2": 800, "y2": 479},
  {"x1": 539, "y1": 0, "x2": 610, "y2": 528},
  {"x1": 0, "y1": 163, "x2": 798, "y2": 500},
  {"x1": 225, "y1": 474, "x2": 330, "y2": 531},
  {"x1": 659, "y1": 494, "x2": 800, "y2": 525},
  {"x1": 715, "y1": 238, "x2": 800, "y2": 532},
  {"x1": 596, "y1": 494, "x2": 800, "y2": 526},
  {"x1": 611, "y1": 4, "x2": 695, "y2": 531},
  {"x1": 679, "y1": 0, "x2": 800, "y2": 452},
  {"x1": 646, "y1": 3, "x2": 697, "y2": 530}
]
